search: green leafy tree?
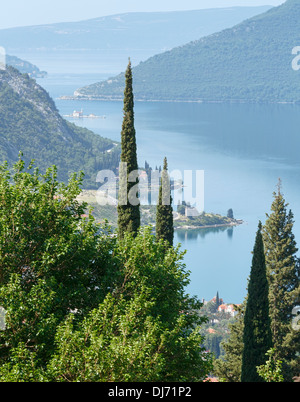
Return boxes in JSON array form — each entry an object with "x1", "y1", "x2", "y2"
[
  {"x1": 0, "y1": 157, "x2": 112, "y2": 313},
  {"x1": 0, "y1": 159, "x2": 212, "y2": 381},
  {"x1": 1, "y1": 228, "x2": 212, "y2": 382},
  {"x1": 117, "y1": 59, "x2": 140, "y2": 238},
  {"x1": 0, "y1": 275, "x2": 56, "y2": 381},
  {"x1": 47, "y1": 292, "x2": 168, "y2": 382},
  {"x1": 47, "y1": 231, "x2": 213, "y2": 382},
  {"x1": 257, "y1": 348, "x2": 284, "y2": 383},
  {"x1": 156, "y1": 157, "x2": 174, "y2": 247},
  {"x1": 262, "y1": 181, "x2": 300, "y2": 380},
  {"x1": 241, "y1": 222, "x2": 273, "y2": 382},
  {"x1": 0, "y1": 157, "x2": 115, "y2": 376}
]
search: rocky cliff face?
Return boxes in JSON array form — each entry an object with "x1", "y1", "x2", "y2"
[{"x1": 1, "y1": 67, "x2": 56, "y2": 116}]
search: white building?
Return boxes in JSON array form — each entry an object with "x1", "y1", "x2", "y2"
[{"x1": 217, "y1": 303, "x2": 238, "y2": 317}]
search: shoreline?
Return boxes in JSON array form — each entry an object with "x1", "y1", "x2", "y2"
[
  {"x1": 59, "y1": 95, "x2": 299, "y2": 105},
  {"x1": 77, "y1": 190, "x2": 244, "y2": 231},
  {"x1": 174, "y1": 220, "x2": 244, "y2": 231}
]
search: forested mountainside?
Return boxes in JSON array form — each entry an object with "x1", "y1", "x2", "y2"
[
  {"x1": 0, "y1": 66, "x2": 120, "y2": 188},
  {"x1": 76, "y1": 0, "x2": 300, "y2": 103}
]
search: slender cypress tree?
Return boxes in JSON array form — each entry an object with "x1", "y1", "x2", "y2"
[
  {"x1": 215, "y1": 291, "x2": 221, "y2": 312},
  {"x1": 117, "y1": 59, "x2": 140, "y2": 238},
  {"x1": 241, "y1": 222, "x2": 272, "y2": 382},
  {"x1": 216, "y1": 291, "x2": 220, "y2": 308},
  {"x1": 156, "y1": 157, "x2": 174, "y2": 246},
  {"x1": 262, "y1": 181, "x2": 300, "y2": 380}
]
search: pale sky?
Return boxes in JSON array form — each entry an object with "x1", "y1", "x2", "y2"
[{"x1": 0, "y1": 0, "x2": 286, "y2": 29}]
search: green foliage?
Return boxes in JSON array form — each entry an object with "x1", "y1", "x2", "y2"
[
  {"x1": 0, "y1": 275, "x2": 58, "y2": 376},
  {"x1": 47, "y1": 292, "x2": 167, "y2": 382},
  {"x1": 0, "y1": 343, "x2": 47, "y2": 382},
  {"x1": 257, "y1": 348, "x2": 284, "y2": 382},
  {"x1": 0, "y1": 66, "x2": 120, "y2": 188},
  {"x1": 156, "y1": 157, "x2": 174, "y2": 247},
  {"x1": 0, "y1": 157, "x2": 112, "y2": 313},
  {"x1": 0, "y1": 157, "x2": 116, "y2": 375},
  {"x1": 0, "y1": 159, "x2": 212, "y2": 381},
  {"x1": 113, "y1": 227, "x2": 196, "y2": 326},
  {"x1": 214, "y1": 181, "x2": 300, "y2": 382},
  {"x1": 47, "y1": 235, "x2": 212, "y2": 382},
  {"x1": 117, "y1": 60, "x2": 140, "y2": 237},
  {"x1": 262, "y1": 182, "x2": 300, "y2": 380},
  {"x1": 241, "y1": 222, "x2": 272, "y2": 382}
]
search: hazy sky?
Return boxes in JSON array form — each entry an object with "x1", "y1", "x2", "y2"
[{"x1": 0, "y1": 0, "x2": 286, "y2": 29}]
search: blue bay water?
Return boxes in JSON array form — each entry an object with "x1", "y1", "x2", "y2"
[{"x1": 36, "y1": 72, "x2": 300, "y2": 305}]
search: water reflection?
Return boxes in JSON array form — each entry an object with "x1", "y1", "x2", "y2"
[
  {"x1": 227, "y1": 227, "x2": 233, "y2": 239},
  {"x1": 176, "y1": 225, "x2": 234, "y2": 242}
]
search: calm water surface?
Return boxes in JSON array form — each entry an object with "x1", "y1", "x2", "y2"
[{"x1": 36, "y1": 72, "x2": 300, "y2": 304}]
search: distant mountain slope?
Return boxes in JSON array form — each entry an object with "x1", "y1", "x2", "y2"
[
  {"x1": 75, "y1": 0, "x2": 300, "y2": 103},
  {"x1": 6, "y1": 55, "x2": 47, "y2": 78},
  {"x1": 0, "y1": 67, "x2": 120, "y2": 188},
  {"x1": 0, "y1": 7, "x2": 271, "y2": 54}
]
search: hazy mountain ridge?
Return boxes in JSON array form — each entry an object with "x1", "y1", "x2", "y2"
[
  {"x1": 75, "y1": 1, "x2": 300, "y2": 103},
  {"x1": 0, "y1": 67, "x2": 120, "y2": 188},
  {"x1": 0, "y1": 7, "x2": 272, "y2": 53}
]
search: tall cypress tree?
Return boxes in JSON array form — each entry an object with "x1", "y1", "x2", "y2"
[
  {"x1": 216, "y1": 291, "x2": 220, "y2": 308},
  {"x1": 262, "y1": 181, "x2": 300, "y2": 380},
  {"x1": 117, "y1": 59, "x2": 140, "y2": 238},
  {"x1": 241, "y1": 221, "x2": 272, "y2": 382},
  {"x1": 156, "y1": 157, "x2": 174, "y2": 246}
]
